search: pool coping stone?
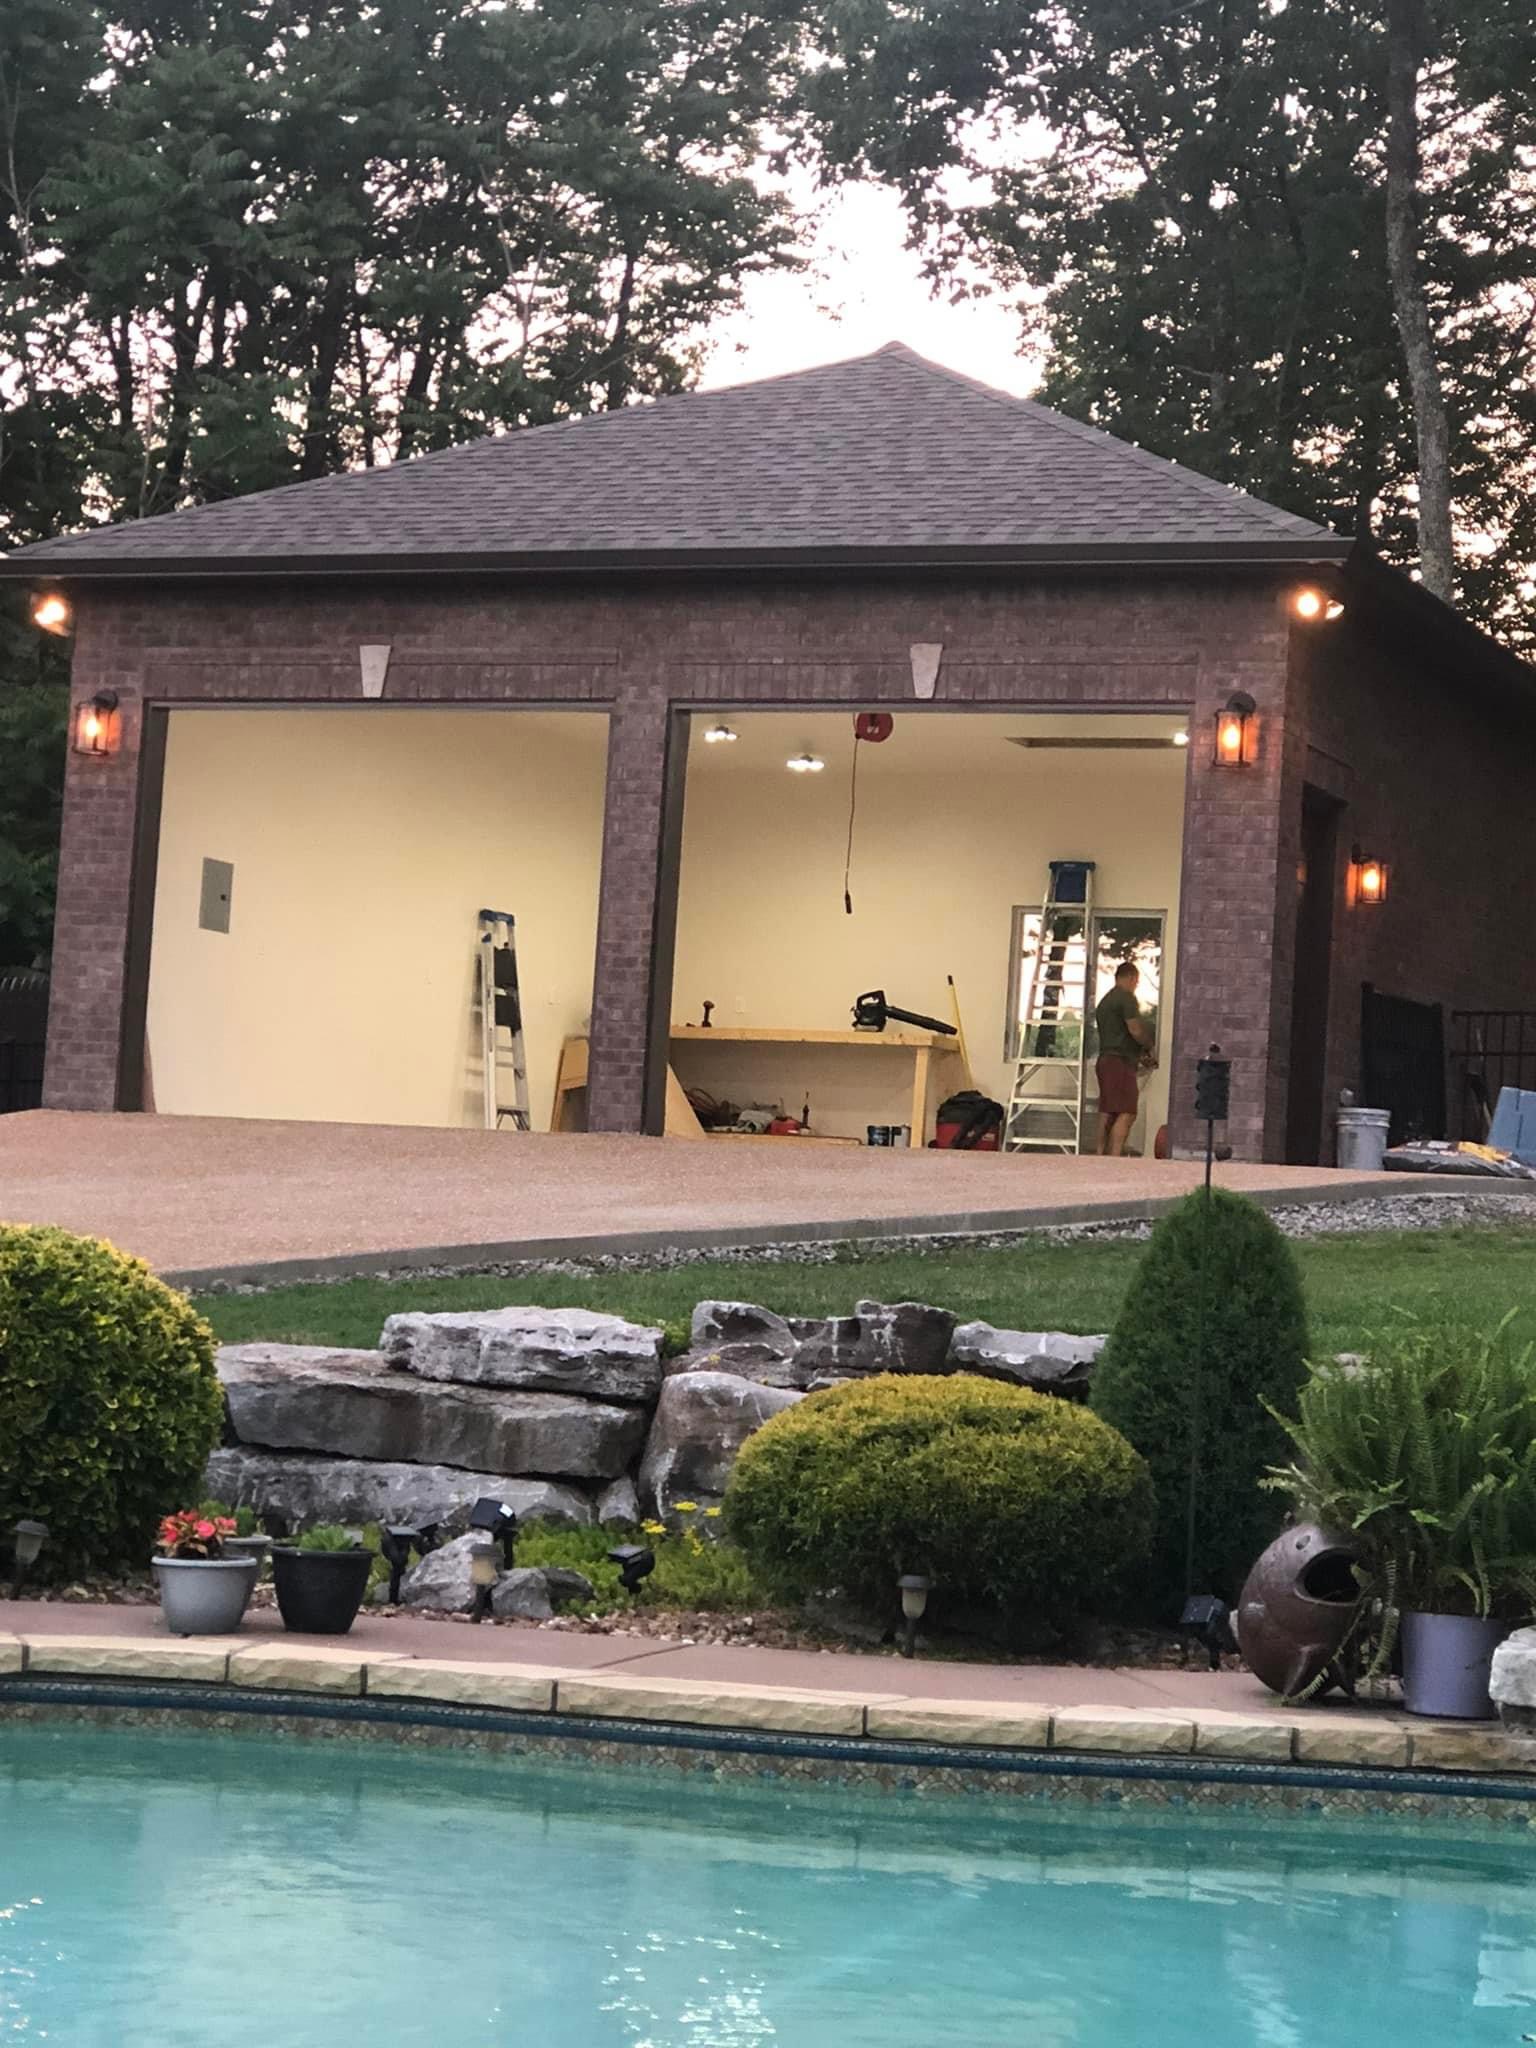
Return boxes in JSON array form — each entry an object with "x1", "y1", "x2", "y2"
[{"x1": 4, "y1": 1631, "x2": 1535, "y2": 1781}]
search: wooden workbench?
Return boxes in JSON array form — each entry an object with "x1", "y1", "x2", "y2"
[
  {"x1": 669, "y1": 1026, "x2": 964, "y2": 1147},
  {"x1": 553, "y1": 1028, "x2": 966, "y2": 1145}
]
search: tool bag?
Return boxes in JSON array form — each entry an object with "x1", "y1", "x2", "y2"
[{"x1": 933, "y1": 1091, "x2": 1005, "y2": 1150}]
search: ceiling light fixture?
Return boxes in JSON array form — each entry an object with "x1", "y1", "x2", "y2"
[
  {"x1": 1172, "y1": 729, "x2": 1190, "y2": 747},
  {"x1": 787, "y1": 753, "x2": 824, "y2": 773},
  {"x1": 703, "y1": 723, "x2": 738, "y2": 744}
]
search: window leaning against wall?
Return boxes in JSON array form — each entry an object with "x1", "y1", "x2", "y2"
[{"x1": 1004, "y1": 909, "x2": 1167, "y2": 1061}]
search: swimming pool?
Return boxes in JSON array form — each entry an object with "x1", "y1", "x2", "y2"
[{"x1": 3, "y1": 1725, "x2": 1534, "y2": 2045}]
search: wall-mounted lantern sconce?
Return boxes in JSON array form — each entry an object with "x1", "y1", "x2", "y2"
[
  {"x1": 1291, "y1": 586, "x2": 1345, "y2": 623},
  {"x1": 72, "y1": 690, "x2": 121, "y2": 757},
  {"x1": 1348, "y1": 843, "x2": 1389, "y2": 907},
  {"x1": 1213, "y1": 691, "x2": 1257, "y2": 767},
  {"x1": 30, "y1": 591, "x2": 72, "y2": 636}
]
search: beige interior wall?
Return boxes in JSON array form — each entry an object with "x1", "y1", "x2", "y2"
[
  {"x1": 146, "y1": 709, "x2": 607, "y2": 1130},
  {"x1": 670, "y1": 712, "x2": 1188, "y2": 1149}
]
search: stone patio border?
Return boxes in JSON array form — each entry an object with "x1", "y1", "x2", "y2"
[
  {"x1": 5, "y1": 1631, "x2": 1533, "y2": 1781},
  {"x1": 163, "y1": 1177, "x2": 1399, "y2": 1290}
]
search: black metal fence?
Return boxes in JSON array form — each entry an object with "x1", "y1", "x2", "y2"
[
  {"x1": 0, "y1": 970, "x2": 47, "y2": 1113},
  {"x1": 1449, "y1": 1010, "x2": 1536, "y2": 1140}
]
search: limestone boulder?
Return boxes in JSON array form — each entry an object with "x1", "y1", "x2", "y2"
[
  {"x1": 217, "y1": 1344, "x2": 646, "y2": 1480},
  {"x1": 491, "y1": 1565, "x2": 595, "y2": 1621},
  {"x1": 1492, "y1": 1628, "x2": 1536, "y2": 1730},
  {"x1": 673, "y1": 1299, "x2": 955, "y2": 1390},
  {"x1": 638, "y1": 1370, "x2": 801, "y2": 1516},
  {"x1": 949, "y1": 1323, "x2": 1105, "y2": 1397},
  {"x1": 398, "y1": 1533, "x2": 486, "y2": 1613},
  {"x1": 203, "y1": 1447, "x2": 594, "y2": 1529},
  {"x1": 381, "y1": 1306, "x2": 663, "y2": 1405},
  {"x1": 595, "y1": 1475, "x2": 640, "y2": 1526}
]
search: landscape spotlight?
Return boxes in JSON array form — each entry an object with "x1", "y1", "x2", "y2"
[
  {"x1": 897, "y1": 1573, "x2": 933, "y2": 1659},
  {"x1": 608, "y1": 1544, "x2": 656, "y2": 1595},
  {"x1": 10, "y1": 1519, "x2": 48, "y2": 1599},
  {"x1": 379, "y1": 1525, "x2": 423, "y2": 1605},
  {"x1": 468, "y1": 1540, "x2": 499, "y2": 1623},
  {"x1": 469, "y1": 1496, "x2": 518, "y2": 1568},
  {"x1": 1178, "y1": 1594, "x2": 1236, "y2": 1672}
]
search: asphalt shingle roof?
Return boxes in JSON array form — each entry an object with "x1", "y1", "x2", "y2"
[{"x1": 4, "y1": 342, "x2": 1346, "y2": 578}]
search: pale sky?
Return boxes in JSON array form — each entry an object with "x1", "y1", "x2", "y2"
[{"x1": 698, "y1": 179, "x2": 1042, "y2": 399}]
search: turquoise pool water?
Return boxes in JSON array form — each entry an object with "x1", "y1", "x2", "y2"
[{"x1": 3, "y1": 1727, "x2": 1535, "y2": 2045}]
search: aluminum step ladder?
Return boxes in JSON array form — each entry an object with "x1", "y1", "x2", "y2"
[
  {"x1": 477, "y1": 908, "x2": 530, "y2": 1131},
  {"x1": 1004, "y1": 859, "x2": 1097, "y2": 1154}
]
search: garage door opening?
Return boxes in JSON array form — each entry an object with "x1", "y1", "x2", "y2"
[
  {"x1": 667, "y1": 710, "x2": 1188, "y2": 1154},
  {"x1": 144, "y1": 708, "x2": 607, "y2": 1130}
]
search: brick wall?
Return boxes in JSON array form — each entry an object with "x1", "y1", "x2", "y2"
[
  {"x1": 44, "y1": 570, "x2": 1300, "y2": 1150},
  {"x1": 1297, "y1": 602, "x2": 1536, "y2": 1152}
]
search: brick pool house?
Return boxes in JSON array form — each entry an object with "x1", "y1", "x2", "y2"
[{"x1": 7, "y1": 341, "x2": 1536, "y2": 1165}]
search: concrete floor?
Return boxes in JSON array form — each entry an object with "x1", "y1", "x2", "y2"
[
  {"x1": 0, "y1": 1109, "x2": 1396, "y2": 1280},
  {"x1": 0, "y1": 1598, "x2": 1340, "y2": 1719}
]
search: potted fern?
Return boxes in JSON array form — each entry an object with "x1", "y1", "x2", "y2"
[
  {"x1": 1266, "y1": 1317, "x2": 1536, "y2": 1718},
  {"x1": 272, "y1": 1524, "x2": 375, "y2": 1635}
]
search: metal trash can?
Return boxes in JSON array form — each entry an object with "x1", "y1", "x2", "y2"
[{"x1": 1336, "y1": 1106, "x2": 1391, "y2": 1171}]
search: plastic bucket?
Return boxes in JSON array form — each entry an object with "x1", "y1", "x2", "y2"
[{"x1": 1336, "y1": 1106, "x2": 1391, "y2": 1171}]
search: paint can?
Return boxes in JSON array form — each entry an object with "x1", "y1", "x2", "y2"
[{"x1": 866, "y1": 1125, "x2": 894, "y2": 1147}]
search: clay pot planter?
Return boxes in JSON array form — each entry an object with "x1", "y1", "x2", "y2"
[
  {"x1": 153, "y1": 1555, "x2": 260, "y2": 1636},
  {"x1": 1400, "y1": 1612, "x2": 1509, "y2": 1719},
  {"x1": 272, "y1": 1546, "x2": 373, "y2": 1634}
]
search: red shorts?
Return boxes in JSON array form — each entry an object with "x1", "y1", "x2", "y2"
[{"x1": 1096, "y1": 1055, "x2": 1140, "y2": 1118}]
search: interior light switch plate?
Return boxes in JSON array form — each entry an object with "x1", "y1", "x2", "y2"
[{"x1": 199, "y1": 857, "x2": 233, "y2": 934}]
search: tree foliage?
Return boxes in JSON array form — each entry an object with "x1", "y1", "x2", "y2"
[
  {"x1": 803, "y1": 0, "x2": 1536, "y2": 640},
  {"x1": 0, "y1": 0, "x2": 807, "y2": 963}
]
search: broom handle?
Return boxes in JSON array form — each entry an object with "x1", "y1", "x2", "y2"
[{"x1": 946, "y1": 974, "x2": 975, "y2": 1091}]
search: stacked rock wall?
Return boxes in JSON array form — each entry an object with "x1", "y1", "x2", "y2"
[{"x1": 206, "y1": 1300, "x2": 1108, "y2": 1532}]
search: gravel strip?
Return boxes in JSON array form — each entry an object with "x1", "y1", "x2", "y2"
[{"x1": 192, "y1": 1189, "x2": 1536, "y2": 1297}]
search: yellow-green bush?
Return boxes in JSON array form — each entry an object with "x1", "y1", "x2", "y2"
[
  {"x1": 725, "y1": 1374, "x2": 1154, "y2": 1623},
  {"x1": 0, "y1": 1225, "x2": 224, "y2": 1572}
]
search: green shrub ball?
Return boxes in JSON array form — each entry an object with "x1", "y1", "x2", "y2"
[
  {"x1": 1091, "y1": 1187, "x2": 1308, "y2": 1611},
  {"x1": 725, "y1": 1374, "x2": 1154, "y2": 1624},
  {"x1": 0, "y1": 1224, "x2": 224, "y2": 1573}
]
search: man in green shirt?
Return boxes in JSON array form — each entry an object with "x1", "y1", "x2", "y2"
[{"x1": 1094, "y1": 961, "x2": 1153, "y2": 1157}]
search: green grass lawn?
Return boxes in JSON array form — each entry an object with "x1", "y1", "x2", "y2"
[{"x1": 204, "y1": 1221, "x2": 1536, "y2": 1356}]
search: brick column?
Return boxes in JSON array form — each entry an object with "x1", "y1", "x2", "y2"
[
  {"x1": 42, "y1": 662, "x2": 146, "y2": 1111},
  {"x1": 586, "y1": 696, "x2": 688, "y2": 1133},
  {"x1": 1168, "y1": 631, "x2": 1302, "y2": 1161}
]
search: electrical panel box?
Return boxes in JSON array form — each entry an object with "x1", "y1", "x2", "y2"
[{"x1": 199, "y1": 858, "x2": 233, "y2": 934}]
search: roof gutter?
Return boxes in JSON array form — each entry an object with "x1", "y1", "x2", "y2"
[{"x1": 0, "y1": 535, "x2": 1352, "y2": 582}]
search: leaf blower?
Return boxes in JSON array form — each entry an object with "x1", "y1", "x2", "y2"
[{"x1": 852, "y1": 990, "x2": 957, "y2": 1036}]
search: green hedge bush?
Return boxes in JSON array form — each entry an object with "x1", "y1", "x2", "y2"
[
  {"x1": 1091, "y1": 1187, "x2": 1308, "y2": 1612},
  {"x1": 0, "y1": 1224, "x2": 224, "y2": 1573},
  {"x1": 724, "y1": 1373, "x2": 1154, "y2": 1624}
]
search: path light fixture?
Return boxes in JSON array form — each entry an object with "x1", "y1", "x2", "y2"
[
  {"x1": 1212, "y1": 692, "x2": 1257, "y2": 767},
  {"x1": 469, "y1": 1496, "x2": 518, "y2": 1568},
  {"x1": 379, "y1": 1526, "x2": 423, "y2": 1605},
  {"x1": 10, "y1": 1519, "x2": 48, "y2": 1598},
  {"x1": 72, "y1": 690, "x2": 121, "y2": 757},
  {"x1": 30, "y1": 591, "x2": 71, "y2": 636},
  {"x1": 897, "y1": 1573, "x2": 932, "y2": 1659},
  {"x1": 608, "y1": 1544, "x2": 656, "y2": 1595},
  {"x1": 703, "y1": 723, "x2": 738, "y2": 744},
  {"x1": 1348, "y1": 844, "x2": 1389, "y2": 907},
  {"x1": 468, "y1": 1540, "x2": 499, "y2": 1622},
  {"x1": 1178, "y1": 1593, "x2": 1235, "y2": 1672}
]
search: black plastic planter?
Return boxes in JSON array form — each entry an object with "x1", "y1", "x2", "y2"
[{"x1": 272, "y1": 1547, "x2": 373, "y2": 1635}]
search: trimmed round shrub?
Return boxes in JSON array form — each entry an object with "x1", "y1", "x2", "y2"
[
  {"x1": 724, "y1": 1374, "x2": 1154, "y2": 1624},
  {"x1": 0, "y1": 1224, "x2": 224, "y2": 1573},
  {"x1": 1091, "y1": 1187, "x2": 1308, "y2": 1612}
]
